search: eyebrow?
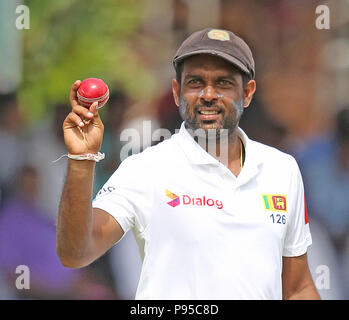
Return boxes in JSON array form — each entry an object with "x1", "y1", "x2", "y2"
[
  {"x1": 183, "y1": 73, "x2": 239, "y2": 84},
  {"x1": 183, "y1": 74, "x2": 202, "y2": 81},
  {"x1": 216, "y1": 75, "x2": 238, "y2": 84}
]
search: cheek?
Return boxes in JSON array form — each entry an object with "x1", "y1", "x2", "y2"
[
  {"x1": 221, "y1": 95, "x2": 244, "y2": 115},
  {"x1": 180, "y1": 91, "x2": 200, "y2": 112},
  {"x1": 182, "y1": 90, "x2": 200, "y2": 105}
]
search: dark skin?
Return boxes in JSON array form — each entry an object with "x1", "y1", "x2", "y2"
[
  {"x1": 57, "y1": 55, "x2": 320, "y2": 299},
  {"x1": 172, "y1": 54, "x2": 255, "y2": 176}
]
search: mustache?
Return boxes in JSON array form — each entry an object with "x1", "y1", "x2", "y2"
[
  {"x1": 193, "y1": 104, "x2": 224, "y2": 112},
  {"x1": 179, "y1": 97, "x2": 244, "y2": 115},
  {"x1": 191, "y1": 101, "x2": 244, "y2": 113}
]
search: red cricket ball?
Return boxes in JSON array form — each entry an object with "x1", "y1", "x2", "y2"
[{"x1": 77, "y1": 78, "x2": 109, "y2": 109}]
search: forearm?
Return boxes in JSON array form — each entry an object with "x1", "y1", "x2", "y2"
[
  {"x1": 57, "y1": 159, "x2": 95, "y2": 267},
  {"x1": 284, "y1": 281, "x2": 320, "y2": 300},
  {"x1": 282, "y1": 254, "x2": 321, "y2": 300}
]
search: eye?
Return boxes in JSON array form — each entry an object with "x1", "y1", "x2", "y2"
[
  {"x1": 187, "y1": 78, "x2": 202, "y2": 85},
  {"x1": 217, "y1": 79, "x2": 233, "y2": 86}
]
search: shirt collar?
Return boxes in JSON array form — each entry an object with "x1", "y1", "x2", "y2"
[
  {"x1": 175, "y1": 121, "x2": 263, "y2": 170},
  {"x1": 174, "y1": 122, "x2": 217, "y2": 165}
]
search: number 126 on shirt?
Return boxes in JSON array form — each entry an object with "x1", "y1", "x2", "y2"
[{"x1": 270, "y1": 213, "x2": 287, "y2": 224}]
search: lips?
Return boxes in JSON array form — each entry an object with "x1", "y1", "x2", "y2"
[
  {"x1": 198, "y1": 110, "x2": 219, "y2": 115},
  {"x1": 196, "y1": 107, "x2": 222, "y2": 121}
]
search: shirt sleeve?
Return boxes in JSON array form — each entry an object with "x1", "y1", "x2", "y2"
[
  {"x1": 283, "y1": 157, "x2": 312, "y2": 257},
  {"x1": 92, "y1": 154, "x2": 152, "y2": 238}
]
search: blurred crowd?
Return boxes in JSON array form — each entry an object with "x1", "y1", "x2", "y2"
[{"x1": 0, "y1": 0, "x2": 349, "y2": 299}]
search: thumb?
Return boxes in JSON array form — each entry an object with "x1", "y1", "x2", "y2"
[
  {"x1": 88, "y1": 101, "x2": 98, "y2": 116},
  {"x1": 89, "y1": 101, "x2": 104, "y2": 128},
  {"x1": 89, "y1": 101, "x2": 99, "y2": 116}
]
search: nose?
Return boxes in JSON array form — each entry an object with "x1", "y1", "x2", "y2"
[{"x1": 199, "y1": 85, "x2": 218, "y2": 105}]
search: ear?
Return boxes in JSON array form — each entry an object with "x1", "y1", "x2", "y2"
[
  {"x1": 243, "y1": 80, "x2": 256, "y2": 108},
  {"x1": 172, "y1": 79, "x2": 180, "y2": 107}
]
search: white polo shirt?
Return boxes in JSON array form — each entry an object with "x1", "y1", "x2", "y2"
[{"x1": 92, "y1": 122, "x2": 312, "y2": 300}]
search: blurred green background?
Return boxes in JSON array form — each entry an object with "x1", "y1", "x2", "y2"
[{"x1": 1, "y1": 0, "x2": 157, "y2": 122}]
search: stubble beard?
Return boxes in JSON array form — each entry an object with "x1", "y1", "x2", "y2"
[{"x1": 178, "y1": 96, "x2": 245, "y2": 141}]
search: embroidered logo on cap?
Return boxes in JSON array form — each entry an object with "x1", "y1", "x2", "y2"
[{"x1": 207, "y1": 29, "x2": 230, "y2": 41}]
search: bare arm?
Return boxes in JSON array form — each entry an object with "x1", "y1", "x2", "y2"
[
  {"x1": 56, "y1": 81, "x2": 124, "y2": 268},
  {"x1": 282, "y1": 253, "x2": 320, "y2": 300}
]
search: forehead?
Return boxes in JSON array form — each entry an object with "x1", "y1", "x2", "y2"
[{"x1": 182, "y1": 54, "x2": 240, "y2": 76}]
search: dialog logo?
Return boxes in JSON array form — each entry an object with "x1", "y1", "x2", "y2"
[
  {"x1": 166, "y1": 189, "x2": 180, "y2": 207},
  {"x1": 166, "y1": 190, "x2": 223, "y2": 209}
]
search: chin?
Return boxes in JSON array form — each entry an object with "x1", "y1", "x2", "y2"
[{"x1": 197, "y1": 119, "x2": 227, "y2": 132}]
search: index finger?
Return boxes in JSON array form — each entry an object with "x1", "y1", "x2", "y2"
[{"x1": 69, "y1": 80, "x2": 82, "y2": 108}]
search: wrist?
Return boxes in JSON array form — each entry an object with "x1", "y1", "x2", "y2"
[
  {"x1": 53, "y1": 151, "x2": 105, "y2": 164},
  {"x1": 68, "y1": 158, "x2": 96, "y2": 170},
  {"x1": 68, "y1": 152, "x2": 105, "y2": 162}
]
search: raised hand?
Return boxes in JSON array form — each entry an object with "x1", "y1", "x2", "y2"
[{"x1": 62, "y1": 80, "x2": 104, "y2": 155}]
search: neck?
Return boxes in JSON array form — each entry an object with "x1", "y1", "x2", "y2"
[{"x1": 185, "y1": 124, "x2": 243, "y2": 174}]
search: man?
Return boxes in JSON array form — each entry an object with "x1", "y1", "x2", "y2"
[{"x1": 57, "y1": 28, "x2": 320, "y2": 299}]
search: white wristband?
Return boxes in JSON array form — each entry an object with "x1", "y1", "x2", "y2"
[
  {"x1": 52, "y1": 152, "x2": 105, "y2": 163},
  {"x1": 68, "y1": 152, "x2": 105, "y2": 162}
]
